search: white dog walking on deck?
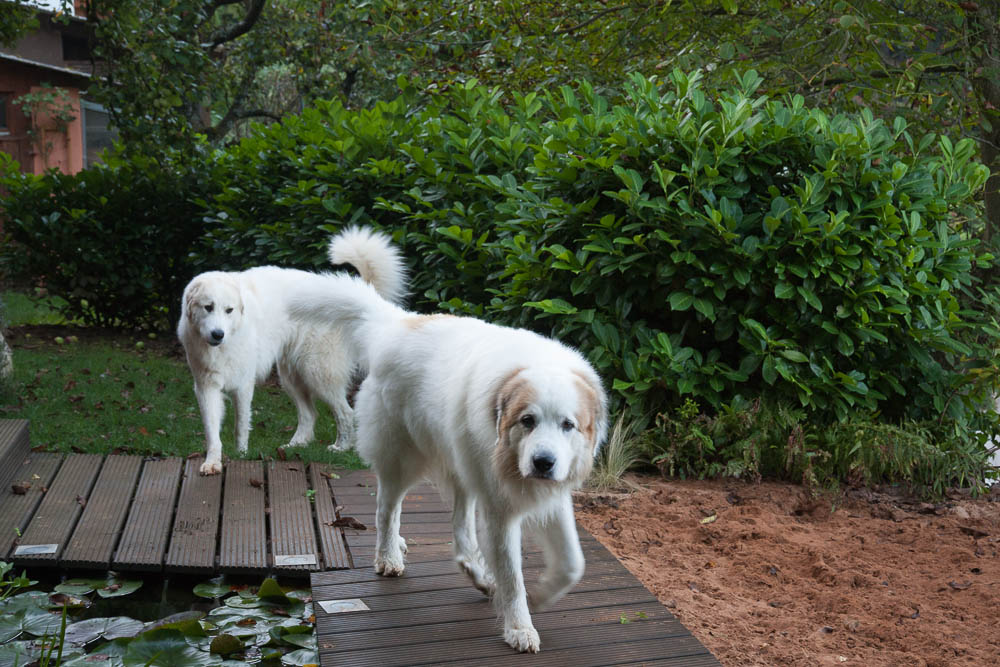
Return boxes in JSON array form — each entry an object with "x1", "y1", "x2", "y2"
[
  {"x1": 177, "y1": 227, "x2": 406, "y2": 475},
  {"x1": 290, "y1": 273, "x2": 608, "y2": 653}
]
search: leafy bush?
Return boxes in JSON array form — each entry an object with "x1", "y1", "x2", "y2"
[
  {"x1": 2, "y1": 70, "x2": 997, "y2": 489},
  {"x1": 0, "y1": 150, "x2": 210, "y2": 330},
  {"x1": 202, "y1": 70, "x2": 999, "y2": 424}
]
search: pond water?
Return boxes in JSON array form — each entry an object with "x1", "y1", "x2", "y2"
[{"x1": 0, "y1": 568, "x2": 318, "y2": 666}]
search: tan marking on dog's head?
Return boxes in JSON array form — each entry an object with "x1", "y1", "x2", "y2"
[
  {"x1": 571, "y1": 367, "x2": 608, "y2": 452},
  {"x1": 403, "y1": 313, "x2": 455, "y2": 330},
  {"x1": 492, "y1": 367, "x2": 534, "y2": 481},
  {"x1": 184, "y1": 277, "x2": 208, "y2": 321}
]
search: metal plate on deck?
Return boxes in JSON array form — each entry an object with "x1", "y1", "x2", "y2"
[{"x1": 318, "y1": 598, "x2": 369, "y2": 614}]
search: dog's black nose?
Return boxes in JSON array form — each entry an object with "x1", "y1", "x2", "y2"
[
  {"x1": 532, "y1": 453, "x2": 555, "y2": 474},
  {"x1": 210, "y1": 329, "x2": 225, "y2": 342}
]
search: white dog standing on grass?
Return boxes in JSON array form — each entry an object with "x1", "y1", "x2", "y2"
[
  {"x1": 290, "y1": 271, "x2": 608, "y2": 653},
  {"x1": 177, "y1": 227, "x2": 406, "y2": 475}
]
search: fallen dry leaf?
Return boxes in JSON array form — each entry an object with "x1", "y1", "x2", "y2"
[
  {"x1": 328, "y1": 517, "x2": 367, "y2": 530},
  {"x1": 11, "y1": 481, "x2": 31, "y2": 495}
]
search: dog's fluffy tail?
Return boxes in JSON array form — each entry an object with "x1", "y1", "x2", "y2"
[
  {"x1": 328, "y1": 226, "x2": 407, "y2": 305},
  {"x1": 289, "y1": 273, "x2": 406, "y2": 367}
]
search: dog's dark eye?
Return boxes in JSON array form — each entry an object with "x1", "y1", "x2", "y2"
[
  {"x1": 561, "y1": 418, "x2": 575, "y2": 432},
  {"x1": 225, "y1": 307, "x2": 234, "y2": 314},
  {"x1": 520, "y1": 414, "x2": 536, "y2": 429},
  {"x1": 205, "y1": 305, "x2": 214, "y2": 313}
]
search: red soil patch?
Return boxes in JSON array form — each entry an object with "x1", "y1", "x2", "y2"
[{"x1": 575, "y1": 476, "x2": 1000, "y2": 667}]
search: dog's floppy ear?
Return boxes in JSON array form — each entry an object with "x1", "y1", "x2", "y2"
[
  {"x1": 572, "y1": 368, "x2": 609, "y2": 455},
  {"x1": 492, "y1": 367, "x2": 529, "y2": 478},
  {"x1": 183, "y1": 279, "x2": 204, "y2": 320}
]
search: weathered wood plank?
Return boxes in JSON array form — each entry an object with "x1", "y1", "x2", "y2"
[
  {"x1": 0, "y1": 420, "x2": 31, "y2": 493},
  {"x1": 316, "y1": 585, "x2": 654, "y2": 636},
  {"x1": 319, "y1": 618, "x2": 703, "y2": 667},
  {"x1": 309, "y1": 463, "x2": 351, "y2": 570},
  {"x1": 320, "y1": 600, "x2": 673, "y2": 654},
  {"x1": 165, "y1": 456, "x2": 222, "y2": 574},
  {"x1": 12, "y1": 453, "x2": 103, "y2": 566},
  {"x1": 0, "y1": 453, "x2": 62, "y2": 558},
  {"x1": 268, "y1": 461, "x2": 320, "y2": 573},
  {"x1": 218, "y1": 459, "x2": 267, "y2": 573},
  {"x1": 61, "y1": 455, "x2": 143, "y2": 569},
  {"x1": 113, "y1": 457, "x2": 183, "y2": 571}
]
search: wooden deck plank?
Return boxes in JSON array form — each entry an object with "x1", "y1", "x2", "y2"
[
  {"x1": 218, "y1": 459, "x2": 267, "y2": 573},
  {"x1": 0, "y1": 420, "x2": 31, "y2": 492},
  {"x1": 320, "y1": 600, "x2": 674, "y2": 654},
  {"x1": 61, "y1": 455, "x2": 143, "y2": 569},
  {"x1": 316, "y1": 585, "x2": 655, "y2": 635},
  {"x1": 316, "y1": 467, "x2": 719, "y2": 667},
  {"x1": 165, "y1": 456, "x2": 222, "y2": 574},
  {"x1": 309, "y1": 463, "x2": 351, "y2": 570},
  {"x1": 0, "y1": 453, "x2": 62, "y2": 558},
  {"x1": 113, "y1": 457, "x2": 183, "y2": 571},
  {"x1": 320, "y1": 618, "x2": 703, "y2": 667},
  {"x1": 268, "y1": 461, "x2": 320, "y2": 573},
  {"x1": 12, "y1": 453, "x2": 103, "y2": 566},
  {"x1": 445, "y1": 636, "x2": 719, "y2": 667}
]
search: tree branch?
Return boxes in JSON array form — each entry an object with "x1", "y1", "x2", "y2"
[{"x1": 203, "y1": 0, "x2": 266, "y2": 49}]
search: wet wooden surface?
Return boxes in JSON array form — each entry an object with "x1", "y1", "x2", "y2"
[
  {"x1": 0, "y1": 432, "x2": 349, "y2": 575},
  {"x1": 312, "y1": 470, "x2": 720, "y2": 666}
]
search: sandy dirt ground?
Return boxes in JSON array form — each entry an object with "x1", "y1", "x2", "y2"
[{"x1": 575, "y1": 476, "x2": 1000, "y2": 667}]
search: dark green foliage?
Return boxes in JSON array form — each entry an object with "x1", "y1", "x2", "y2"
[
  {"x1": 0, "y1": 151, "x2": 209, "y2": 330},
  {"x1": 1, "y1": 71, "x2": 996, "y2": 489}
]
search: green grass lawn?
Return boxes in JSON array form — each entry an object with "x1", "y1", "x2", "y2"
[{"x1": 1, "y1": 292, "x2": 364, "y2": 468}]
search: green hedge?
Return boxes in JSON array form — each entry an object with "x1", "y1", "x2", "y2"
[
  {"x1": 2, "y1": 70, "x2": 998, "y2": 487},
  {"x1": 0, "y1": 151, "x2": 209, "y2": 329},
  {"x1": 202, "y1": 72, "x2": 998, "y2": 424}
]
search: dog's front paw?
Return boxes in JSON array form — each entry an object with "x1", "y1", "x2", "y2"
[
  {"x1": 457, "y1": 554, "x2": 495, "y2": 597},
  {"x1": 374, "y1": 552, "x2": 405, "y2": 577},
  {"x1": 200, "y1": 460, "x2": 223, "y2": 476},
  {"x1": 504, "y1": 626, "x2": 541, "y2": 653}
]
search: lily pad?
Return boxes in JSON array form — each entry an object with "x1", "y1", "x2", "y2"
[
  {"x1": 209, "y1": 633, "x2": 243, "y2": 655},
  {"x1": 281, "y1": 648, "x2": 320, "y2": 666},
  {"x1": 20, "y1": 606, "x2": 65, "y2": 636},
  {"x1": 124, "y1": 628, "x2": 222, "y2": 666},
  {"x1": 54, "y1": 578, "x2": 106, "y2": 596},
  {"x1": 145, "y1": 610, "x2": 207, "y2": 635},
  {"x1": 64, "y1": 616, "x2": 144, "y2": 646},
  {"x1": 0, "y1": 590, "x2": 48, "y2": 612},
  {"x1": 0, "y1": 640, "x2": 35, "y2": 667},
  {"x1": 224, "y1": 596, "x2": 263, "y2": 609},
  {"x1": 97, "y1": 578, "x2": 142, "y2": 599},
  {"x1": 193, "y1": 577, "x2": 231, "y2": 599},
  {"x1": 61, "y1": 652, "x2": 126, "y2": 667},
  {"x1": 256, "y1": 578, "x2": 290, "y2": 604}
]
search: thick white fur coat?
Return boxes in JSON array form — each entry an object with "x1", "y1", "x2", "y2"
[
  {"x1": 177, "y1": 227, "x2": 406, "y2": 475},
  {"x1": 289, "y1": 270, "x2": 608, "y2": 653}
]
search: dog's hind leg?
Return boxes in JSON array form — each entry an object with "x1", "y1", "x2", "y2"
[
  {"x1": 195, "y1": 382, "x2": 225, "y2": 475},
  {"x1": 232, "y1": 383, "x2": 254, "y2": 455},
  {"x1": 481, "y1": 506, "x2": 540, "y2": 653},
  {"x1": 526, "y1": 494, "x2": 585, "y2": 611},
  {"x1": 451, "y1": 483, "x2": 493, "y2": 597},
  {"x1": 278, "y1": 365, "x2": 318, "y2": 448},
  {"x1": 372, "y1": 466, "x2": 415, "y2": 576}
]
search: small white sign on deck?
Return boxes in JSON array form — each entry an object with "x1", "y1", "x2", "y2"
[
  {"x1": 318, "y1": 598, "x2": 370, "y2": 614},
  {"x1": 274, "y1": 554, "x2": 317, "y2": 566},
  {"x1": 13, "y1": 544, "x2": 58, "y2": 556}
]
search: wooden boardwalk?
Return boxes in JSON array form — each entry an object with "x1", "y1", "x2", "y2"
[
  {"x1": 312, "y1": 470, "x2": 720, "y2": 666},
  {"x1": 0, "y1": 421, "x2": 350, "y2": 575}
]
